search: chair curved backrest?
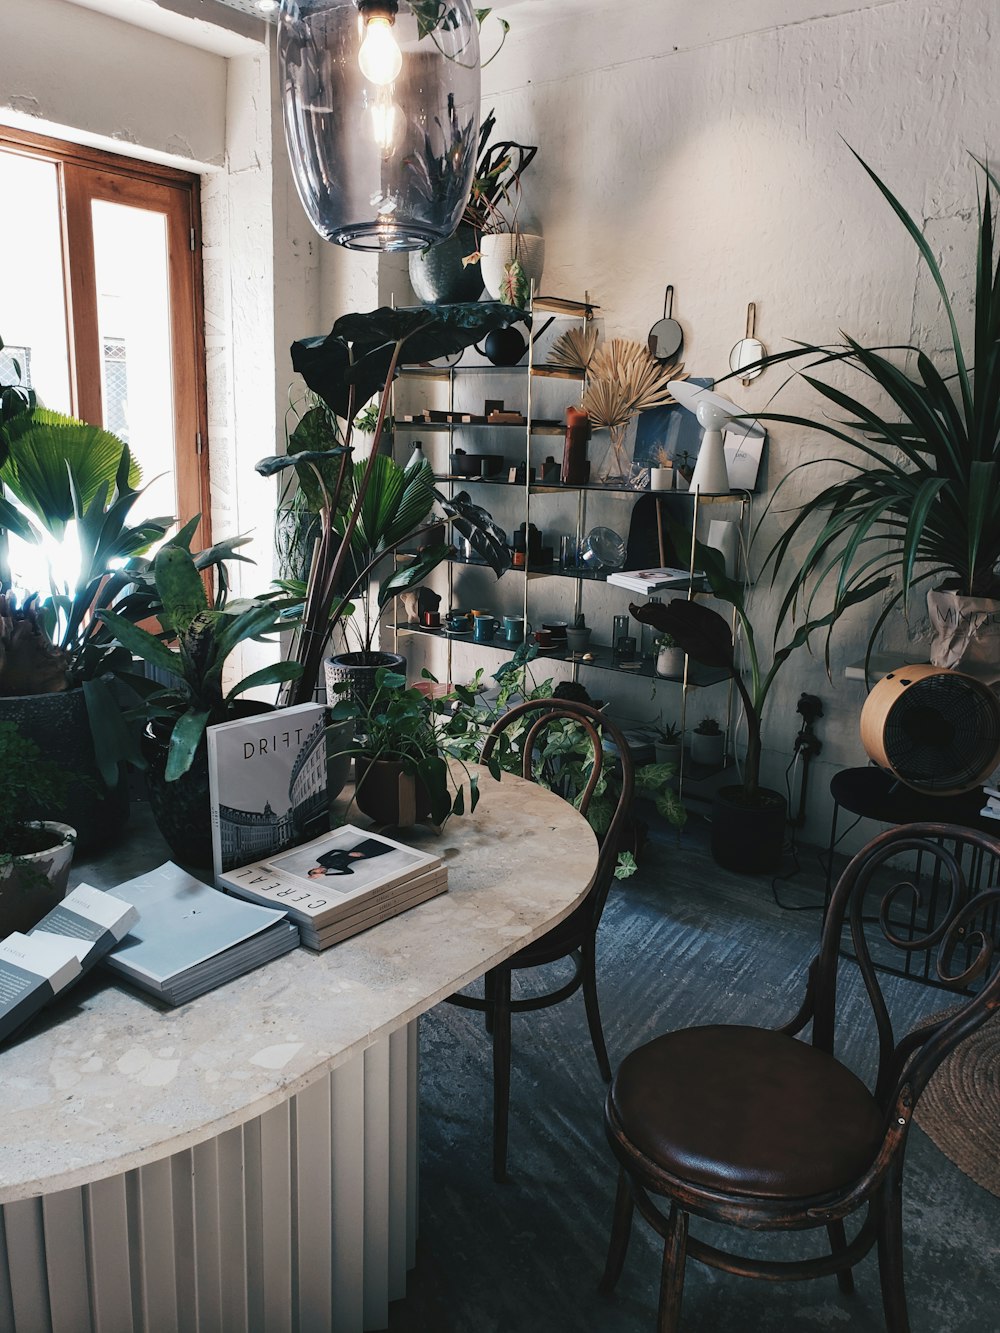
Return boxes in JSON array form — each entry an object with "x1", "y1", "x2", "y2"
[
  {"x1": 481, "y1": 698, "x2": 635, "y2": 933},
  {"x1": 814, "y1": 821, "x2": 1000, "y2": 1122}
]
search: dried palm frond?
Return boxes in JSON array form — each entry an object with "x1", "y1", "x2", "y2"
[
  {"x1": 582, "y1": 338, "x2": 686, "y2": 430},
  {"x1": 547, "y1": 324, "x2": 600, "y2": 372}
]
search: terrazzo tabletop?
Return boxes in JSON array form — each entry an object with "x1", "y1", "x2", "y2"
[{"x1": 0, "y1": 768, "x2": 597, "y2": 1204}]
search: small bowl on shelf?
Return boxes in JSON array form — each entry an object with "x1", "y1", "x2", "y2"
[{"x1": 450, "y1": 449, "x2": 483, "y2": 478}]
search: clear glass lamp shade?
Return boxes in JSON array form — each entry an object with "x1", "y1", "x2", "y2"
[{"x1": 278, "y1": 0, "x2": 481, "y2": 252}]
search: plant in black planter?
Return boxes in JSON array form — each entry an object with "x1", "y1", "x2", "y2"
[
  {"x1": 99, "y1": 545, "x2": 303, "y2": 867},
  {"x1": 330, "y1": 666, "x2": 481, "y2": 828},
  {"x1": 631, "y1": 529, "x2": 882, "y2": 873},
  {"x1": 0, "y1": 720, "x2": 75, "y2": 935},
  {"x1": 259, "y1": 302, "x2": 521, "y2": 705}
]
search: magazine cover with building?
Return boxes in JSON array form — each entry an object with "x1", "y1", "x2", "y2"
[{"x1": 207, "y1": 703, "x2": 327, "y2": 878}]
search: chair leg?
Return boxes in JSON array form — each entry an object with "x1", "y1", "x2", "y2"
[
  {"x1": 657, "y1": 1205, "x2": 688, "y2": 1333},
  {"x1": 484, "y1": 967, "x2": 496, "y2": 1036},
  {"x1": 599, "y1": 1167, "x2": 635, "y2": 1296},
  {"x1": 876, "y1": 1170, "x2": 911, "y2": 1333},
  {"x1": 827, "y1": 1219, "x2": 855, "y2": 1295},
  {"x1": 581, "y1": 939, "x2": 612, "y2": 1082},
  {"x1": 491, "y1": 966, "x2": 512, "y2": 1183}
]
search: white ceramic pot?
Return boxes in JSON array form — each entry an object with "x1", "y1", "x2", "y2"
[
  {"x1": 654, "y1": 741, "x2": 682, "y2": 768},
  {"x1": 0, "y1": 820, "x2": 76, "y2": 936},
  {"x1": 479, "y1": 232, "x2": 544, "y2": 301},
  {"x1": 650, "y1": 467, "x2": 674, "y2": 492},
  {"x1": 656, "y1": 646, "x2": 685, "y2": 678},
  {"x1": 690, "y1": 731, "x2": 725, "y2": 768}
]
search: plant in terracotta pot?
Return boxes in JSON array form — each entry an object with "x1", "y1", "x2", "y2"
[
  {"x1": 631, "y1": 527, "x2": 883, "y2": 873},
  {"x1": 261, "y1": 303, "x2": 520, "y2": 706},
  {"x1": 99, "y1": 545, "x2": 303, "y2": 867},
  {"x1": 0, "y1": 721, "x2": 75, "y2": 935},
  {"x1": 747, "y1": 152, "x2": 1000, "y2": 673},
  {"x1": 329, "y1": 666, "x2": 481, "y2": 828}
]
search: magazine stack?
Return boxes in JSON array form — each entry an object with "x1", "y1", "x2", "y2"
[{"x1": 218, "y1": 825, "x2": 448, "y2": 951}]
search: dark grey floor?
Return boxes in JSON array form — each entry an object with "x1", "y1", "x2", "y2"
[{"x1": 388, "y1": 818, "x2": 1000, "y2": 1333}]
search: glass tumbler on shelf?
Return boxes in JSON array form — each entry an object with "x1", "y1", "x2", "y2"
[
  {"x1": 611, "y1": 614, "x2": 630, "y2": 657},
  {"x1": 559, "y1": 534, "x2": 576, "y2": 569},
  {"x1": 641, "y1": 596, "x2": 663, "y2": 660}
]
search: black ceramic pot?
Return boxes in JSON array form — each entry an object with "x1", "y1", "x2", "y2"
[
  {"x1": 324, "y1": 651, "x2": 407, "y2": 714},
  {"x1": 710, "y1": 786, "x2": 787, "y2": 874},
  {"x1": 408, "y1": 225, "x2": 483, "y2": 305},
  {"x1": 355, "y1": 756, "x2": 431, "y2": 828},
  {"x1": 0, "y1": 686, "x2": 129, "y2": 853}
]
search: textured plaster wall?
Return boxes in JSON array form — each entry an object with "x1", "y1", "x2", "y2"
[{"x1": 399, "y1": 0, "x2": 998, "y2": 849}]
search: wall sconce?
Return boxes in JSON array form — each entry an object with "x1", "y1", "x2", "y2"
[{"x1": 278, "y1": 0, "x2": 481, "y2": 252}]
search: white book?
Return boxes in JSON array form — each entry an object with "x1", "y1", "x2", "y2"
[
  {"x1": 104, "y1": 862, "x2": 291, "y2": 993},
  {"x1": 299, "y1": 877, "x2": 448, "y2": 951},
  {"x1": 0, "y1": 931, "x2": 82, "y2": 1044},
  {"x1": 606, "y1": 567, "x2": 702, "y2": 592},
  {"x1": 208, "y1": 703, "x2": 328, "y2": 880},
  {"x1": 220, "y1": 825, "x2": 444, "y2": 929},
  {"x1": 29, "y1": 883, "x2": 138, "y2": 966}
]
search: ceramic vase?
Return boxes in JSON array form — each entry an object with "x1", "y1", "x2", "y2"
[
  {"x1": 0, "y1": 821, "x2": 75, "y2": 937},
  {"x1": 409, "y1": 225, "x2": 483, "y2": 305},
  {"x1": 479, "y1": 232, "x2": 544, "y2": 301},
  {"x1": 656, "y1": 646, "x2": 685, "y2": 678}
]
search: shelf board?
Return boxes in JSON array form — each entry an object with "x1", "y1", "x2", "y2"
[
  {"x1": 395, "y1": 420, "x2": 564, "y2": 433},
  {"x1": 391, "y1": 622, "x2": 727, "y2": 687},
  {"x1": 429, "y1": 473, "x2": 748, "y2": 499},
  {"x1": 396, "y1": 363, "x2": 582, "y2": 381},
  {"x1": 532, "y1": 295, "x2": 599, "y2": 318}
]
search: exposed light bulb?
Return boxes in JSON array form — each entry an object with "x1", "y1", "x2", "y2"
[
  {"x1": 370, "y1": 92, "x2": 401, "y2": 154},
  {"x1": 358, "y1": 13, "x2": 402, "y2": 86}
]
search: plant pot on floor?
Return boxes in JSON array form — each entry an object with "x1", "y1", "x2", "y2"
[
  {"x1": 710, "y1": 787, "x2": 787, "y2": 874},
  {"x1": 0, "y1": 821, "x2": 76, "y2": 936},
  {"x1": 325, "y1": 652, "x2": 407, "y2": 714},
  {"x1": 690, "y1": 730, "x2": 725, "y2": 768},
  {"x1": 0, "y1": 688, "x2": 129, "y2": 853},
  {"x1": 354, "y1": 756, "x2": 431, "y2": 828}
]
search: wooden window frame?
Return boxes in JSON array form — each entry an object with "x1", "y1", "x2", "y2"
[{"x1": 0, "y1": 125, "x2": 211, "y2": 547}]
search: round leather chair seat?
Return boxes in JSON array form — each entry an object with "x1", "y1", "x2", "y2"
[{"x1": 609, "y1": 1025, "x2": 884, "y2": 1200}]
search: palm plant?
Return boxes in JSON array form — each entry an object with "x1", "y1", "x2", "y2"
[{"x1": 751, "y1": 151, "x2": 1000, "y2": 658}]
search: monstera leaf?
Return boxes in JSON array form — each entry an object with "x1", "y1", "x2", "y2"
[{"x1": 437, "y1": 489, "x2": 511, "y2": 576}]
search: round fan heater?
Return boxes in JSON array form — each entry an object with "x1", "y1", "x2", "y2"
[{"x1": 860, "y1": 664, "x2": 1000, "y2": 795}]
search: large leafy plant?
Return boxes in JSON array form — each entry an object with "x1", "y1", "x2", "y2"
[
  {"x1": 99, "y1": 545, "x2": 302, "y2": 780},
  {"x1": 751, "y1": 152, "x2": 1000, "y2": 656},
  {"x1": 259, "y1": 302, "x2": 523, "y2": 702},
  {"x1": 0, "y1": 721, "x2": 70, "y2": 858},
  {"x1": 631, "y1": 523, "x2": 885, "y2": 805}
]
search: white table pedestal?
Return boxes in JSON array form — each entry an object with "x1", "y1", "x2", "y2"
[{"x1": 0, "y1": 1023, "x2": 417, "y2": 1333}]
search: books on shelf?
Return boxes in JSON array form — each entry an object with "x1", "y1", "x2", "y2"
[
  {"x1": 207, "y1": 703, "x2": 327, "y2": 881},
  {"x1": 218, "y1": 825, "x2": 447, "y2": 951},
  {"x1": 606, "y1": 567, "x2": 703, "y2": 593},
  {"x1": 104, "y1": 862, "x2": 298, "y2": 1005}
]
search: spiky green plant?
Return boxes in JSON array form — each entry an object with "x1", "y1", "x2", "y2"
[{"x1": 750, "y1": 151, "x2": 1000, "y2": 658}]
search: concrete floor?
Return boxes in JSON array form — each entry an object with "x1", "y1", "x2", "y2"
[{"x1": 387, "y1": 818, "x2": 1000, "y2": 1333}]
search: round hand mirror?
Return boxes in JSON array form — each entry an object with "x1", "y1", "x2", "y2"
[
  {"x1": 729, "y1": 301, "x2": 766, "y2": 382},
  {"x1": 648, "y1": 285, "x2": 684, "y2": 362}
]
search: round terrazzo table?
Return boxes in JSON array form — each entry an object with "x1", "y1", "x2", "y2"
[{"x1": 0, "y1": 769, "x2": 598, "y2": 1333}]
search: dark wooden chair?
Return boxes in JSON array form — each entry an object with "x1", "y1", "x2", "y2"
[
  {"x1": 600, "y1": 821, "x2": 1000, "y2": 1332},
  {"x1": 446, "y1": 698, "x2": 635, "y2": 1181}
]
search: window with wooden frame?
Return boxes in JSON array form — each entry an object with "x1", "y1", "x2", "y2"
[{"x1": 0, "y1": 125, "x2": 210, "y2": 547}]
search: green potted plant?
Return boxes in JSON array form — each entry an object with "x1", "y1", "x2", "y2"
[
  {"x1": 654, "y1": 634, "x2": 684, "y2": 679},
  {"x1": 690, "y1": 716, "x2": 724, "y2": 768},
  {"x1": 260, "y1": 302, "x2": 522, "y2": 706},
  {"x1": 0, "y1": 385, "x2": 173, "y2": 847},
  {"x1": 632, "y1": 525, "x2": 881, "y2": 872},
  {"x1": 99, "y1": 544, "x2": 303, "y2": 867},
  {"x1": 652, "y1": 717, "x2": 682, "y2": 768},
  {"x1": 750, "y1": 152, "x2": 1000, "y2": 672},
  {"x1": 330, "y1": 666, "x2": 482, "y2": 828},
  {"x1": 0, "y1": 721, "x2": 75, "y2": 936}
]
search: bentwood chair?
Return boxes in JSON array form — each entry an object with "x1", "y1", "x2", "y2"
[
  {"x1": 600, "y1": 822, "x2": 1000, "y2": 1332},
  {"x1": 446, "y1": 698, "x2": 635, "y2": 1181}
]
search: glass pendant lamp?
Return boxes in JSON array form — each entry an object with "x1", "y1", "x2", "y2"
[{"x1": 278, "y1": 0, "x2": 481, "y2": 251}]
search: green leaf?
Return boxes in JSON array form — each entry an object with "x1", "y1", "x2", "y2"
[
  {"x1": 165, "y1": 706, "x2": 212, "y2": 781},
  {"x1": 154, "y1": 545, "x2": 208, "y2": 634},
  {"x1": 378, "y1": 544, "x2": 453, "y2": 606},
  {"x1": 225, "y1": 660, "x2": 304, "y2": 702},
  {"x1": 98, "y1": 609, "x2": 184, "y2": 678}
]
